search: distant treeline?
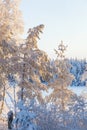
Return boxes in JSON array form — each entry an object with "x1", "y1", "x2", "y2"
[
  {"x1": 8, "y1": 58, "x2": 87, "y2": 87},
  {"x1": 69, "y1": 58, "x2": 87, "y2": 86}
]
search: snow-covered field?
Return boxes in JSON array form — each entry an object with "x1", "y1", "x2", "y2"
[
  {"x1": 42, "y1": 86, "x2": 87, "y2": 98},
  {"x1": 0, "y1": 121, "x2": 7, "y2": 130},
  {"x1": 69, "y1": 86, "x2": 87, "y2": 95}
]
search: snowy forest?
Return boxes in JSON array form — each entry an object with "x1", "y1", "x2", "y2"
[
  {"x1": 0, "y1": 0, "x2": 87, "y2": 130},
  {"x1": 69, "y1": 59, "x2": 86, "y2": 86}
]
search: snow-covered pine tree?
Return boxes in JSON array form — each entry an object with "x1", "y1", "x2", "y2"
[
  {"x1": 10, "y1": 24, "x2": 52, "y2": 102},
  {"x1": 68, "y1": 94, "x2": 87, "y2": 130},
  {"x1": 0, "y1": 0, "x2": 24, "y2": 41},
  {"x1": 47, "y1": 41, "x2": 74, "y2": 126},
  {"x1": 48, "y1": 41, "x2": 74, "y2": 106},
  {"x1": 0, "y1": 0, "x2": 24, "y2": 114},
  {"x1": 81, "y1": 64, "x2": 87, "y2": 87},
  {"x1": 70, "y1": 58, "x2": 86, "y2": 86},
  {"x1": 12, "y1": 100, "x2": 37, "y2": 130},
  {"x1": 11, "y1": 24, "x2": 53, "y2": 130}
]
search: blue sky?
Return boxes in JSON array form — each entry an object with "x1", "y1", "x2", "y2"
[{"x1": 20, "y1": 0, "x2": 87, "y2": 59}]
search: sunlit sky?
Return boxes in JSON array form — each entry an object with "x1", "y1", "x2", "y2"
[{"x1": 20, "y1": 0, "x2": 87, "y2": 59}]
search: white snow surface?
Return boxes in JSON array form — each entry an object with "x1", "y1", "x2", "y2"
[{"x1": 69, "y1": 86, "x2": 87, "y2": 95}]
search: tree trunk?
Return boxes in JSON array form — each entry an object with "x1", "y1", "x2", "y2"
[
  {"x1": 21, "y1": 87, "x2": 24, "y2": 101},
  {"x1": 0, "y1": 86, "x2": 5, "y2": 115},
  {"x1": 20, "y1": 62, "x2": 25, "y2": 101}
]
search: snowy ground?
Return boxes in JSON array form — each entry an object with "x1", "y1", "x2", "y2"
[
  {"x1": 1, "y1": 86, "x2": 87, "y2": 130},
  {"x1": 69, "y1": 86, "x2": 87, "y2": 96},
  {"x1": 0, "y1": 121, "x2": 7, "y2": 130},
  {"x1": 42, "y1": 86, "x2": 87, "y2": 97}
]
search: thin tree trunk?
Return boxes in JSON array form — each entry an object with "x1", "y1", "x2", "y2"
[
  {"x1": 61, "y1": 84, "x2": 66, "y2": 127},
  {"x1": 14, "y1": 86, "x2": 16, "y2": 117},
  {"x1": 21, "y1": 62, "x2": 25, "y2": 101},
  {"x1": 21, "y1": 87, "x2": 24, "y2": 101},
  {"x1": 0, "y1": 86, "x2": 5, "y2": 115}
]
